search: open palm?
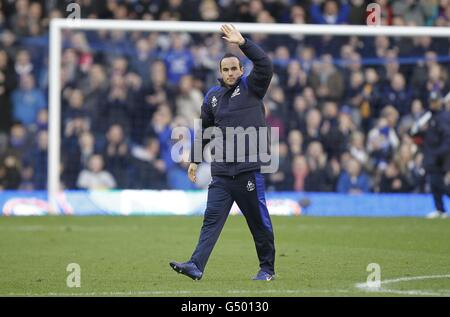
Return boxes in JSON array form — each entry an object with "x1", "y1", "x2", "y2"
[{"x1": 221, "y1": 24, "x2": 245, "y2": 46}]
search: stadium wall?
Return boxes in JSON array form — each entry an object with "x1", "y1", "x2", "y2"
[{"x1": 0, "y1": 191, "x2": 448, "y2": 217}]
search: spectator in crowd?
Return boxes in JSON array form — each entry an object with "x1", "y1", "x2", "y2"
[
  {"x1": 7, "y1": 0, "x2": 28, "y2": 37},
  {"x1": 398, "y1": 99, "x2": 426, "y2": 136},
  {"x1": 321, "y1": 101, "x2": 355, "y2": 160},
  {"x1": 130, "y1": 137, "x2": 167, "y2": 189},
  {"x1": 6, "y1": 122, "x2": 32, "y2": 163},
  {"x1": 359, "y1": 68, "x2": 382, "y2": 130},
  {"x1": 60, "y1": 49, "x2": 80, "y2": 90},
  {"x1": 302, "y1": 86, "x2": 318, "y2": 109},
  {"x1": 422, "y1": 63, "x2": 449, "y2": 102},
  {"x1": 393, "y1": 141, "x2": 418, "y2": 191},
  {"x1": 410, "y1": 151, "x2": 427, "y2": 193},
  {"x1": 265, "y1": 88, "x2": 287, "y2": 140},
  {"x1": 349, "y1": 131, "x2": 369, "y2": 167},
  {"x1": 379, "y1": 161, "x2": 413, "y2": 193},
  {"x1": 130, "y1": 36, "x2": 158, "y2": 84},
  {"x1": 98, "y1": 73, "x2": 133, "y2": 133},
  {"x1": 266, "y1": 142, "x2": 292, "y2": 191},
  {"x1": 411, "y1": 51, "x2": 438, "y2": 97},
  {"x1": 167, "y1": 148, "x2": 196, "y2": 190},
  {"x1": 34, "y1": 108, "x2": 48, "y2": 132},
  {"x1": 11, "y1": 74, "x2": 46, "y2": 127},
  {"x1": 342, "y1": 51, "x2": 363, "y2": 87},
  {"x1": 63, "y1": 89, "x2": 86, "y2": 124},
  {"x1": 445, "y1": 91, "x2": 450, "y2": 112},
  {"x1": 367, "y1": 106, "x2": 400, "y2": 170},
  {"x1": 63, "y1": 114, "x2": 90, "y2": 150},
  {"x1": 77, "y1": 154, "x2": 117, "y2": 190},
  {"x1": 18, "y1": 162, "x2": 34, "y2": 191},
  {"x1": 384, "y1": 72, "x2": 412, "y2": 116},
  {"x1": 164, "y1": 33, "x2": 194, "y2": 85},
  {"x1": 199, "y1": 0, "x2": 222, "y2": 22},
  {"x1": 309, "y1": 54, "x2": 344, "y2": 101},
  {"x1": 289, "y1": 155, "x2": 309, "y2": 192},
  {"x1": 348, "y1": 0, "x2": 367, "y2": 25},
  {"x1": 138, "y1": 60, "x2": 176, "y2": 143},
  {"x1": 102, "y1": 124, "x2": 129, "y2": 188},
  {"x1": 302, "y1": 108, "x2": 323, "y2": 149},
  {"x1": 0, "y1": 153, "x2": 21, "y2": 190},
  {"x1": 146, "y1": 103, "x2": 174, "y2": 170},
  {"x1": 337, "y1": 157, "x2": 371, "y2": 194},
  {"x1": 309, "y1": 0, "x2": 350, "y2": 25},
  {"x1": 298, "y1": 46, "x2": 315, "y2": 74},
  {"x1": 287, "y1": 129, "x2": 303, "y2": 158},
  {"x1": 32, "y1": 129, "x2": 48, "y2": 189},
  {"x1": 345, "y1": 70, "x2": 365, "y2": 112},
  {"x1": 0, "y1": 73, "x2": 11, "y2": 133},
  {"x1": 288, "y1": 95, "x2": 309, "y2": 132},
  {"x1": 285, "y1": 60, "x2": 308, "y2": 102},
  {"x1": 0, "y1": 49, "x2": 16, "y2": 133},
  {"x1": 392, "y1": 0, "x2": 427, "y2": 26},
  {"x1": 78, "y1": 131, "x2": 96, "y2": 169},
  {"x1": 305, "y1": 141, "x2": 331, "y2": 192},
  {"x1": 175, "y1": 74, "x2": 203, "y2": 126},
  {"x1": 14, "y1": 49, "x2": 36, "y2": 79},
  {"x1": 272, "y1": 46, "x2": 291, "y2": 86},
  {"x1": 77, "y1": 64, "x2": 108, "y2": 127},
  {"x1": 61, "y1": 115, "x2": 91, "y2": 189}
]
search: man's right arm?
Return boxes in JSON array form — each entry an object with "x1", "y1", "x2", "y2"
[
  {"x1": 188, "y1": 94, "x2": 215, "y2": 183},
  {"x1": 190, "y1": 93, "x2": 215, "y2": 165}
]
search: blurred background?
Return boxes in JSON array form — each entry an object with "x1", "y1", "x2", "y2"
[{"x1": 0, "y1": 0, "x2": 449, "y2": 216}]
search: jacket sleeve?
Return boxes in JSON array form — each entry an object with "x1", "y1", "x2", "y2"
[
  {"x1": 190, "y1": 94, "x2": 214, "y2": 164},
  {"x1": 239, "y1": 38, "x2": 273, "y2": 99}
]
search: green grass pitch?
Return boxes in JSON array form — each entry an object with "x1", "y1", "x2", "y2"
[{"x1": 0, "y1": 216, "x2": 449, "y2": 296}]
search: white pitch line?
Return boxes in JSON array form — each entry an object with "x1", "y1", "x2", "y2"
[
  {"x1": 2, "y1": 289, "x2": 351, "y2": 297},
  {"x1": 355, "y1": 274, "x2": 450, "y2": 296},
  {"x1": 5, "y1": 275, "x2": 450, "y2": 297}
]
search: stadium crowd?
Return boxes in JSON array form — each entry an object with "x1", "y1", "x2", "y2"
[{"x1": 0, "y1": 0, "x2": 449, "y2": 194}]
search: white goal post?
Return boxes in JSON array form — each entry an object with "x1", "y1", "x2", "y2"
[{"x1": 48, "y1": 19, "x2": 450, "y2": 209}]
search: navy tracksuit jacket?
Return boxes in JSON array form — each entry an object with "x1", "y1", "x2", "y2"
[{"x1": 190, "y1": 38, "x2": 275, "y2": 275}]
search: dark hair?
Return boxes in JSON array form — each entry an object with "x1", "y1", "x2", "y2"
[{"x1": 219, "y1": 53, "x2": 242, "y2": 70}]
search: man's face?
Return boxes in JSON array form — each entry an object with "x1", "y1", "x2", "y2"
[{"x1": 220, "y1": 57, "x2": 243, "y2": 87}]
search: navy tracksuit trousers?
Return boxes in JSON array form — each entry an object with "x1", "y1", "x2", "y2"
[{"x1": 190, "y1": 171, "x2": 275, "y2": 275}]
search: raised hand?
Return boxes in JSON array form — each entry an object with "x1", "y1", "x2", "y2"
[
  {"x1": 188, "y1": 163, "x2": 198, "y2": 183},
  {"x1": 220, "y1": 24, "x2": 245, "y2": 46}
]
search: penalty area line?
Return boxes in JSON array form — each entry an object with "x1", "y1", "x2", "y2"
[{"x1": 355, "y1": 274, "x2": 450, "y2": 296}]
